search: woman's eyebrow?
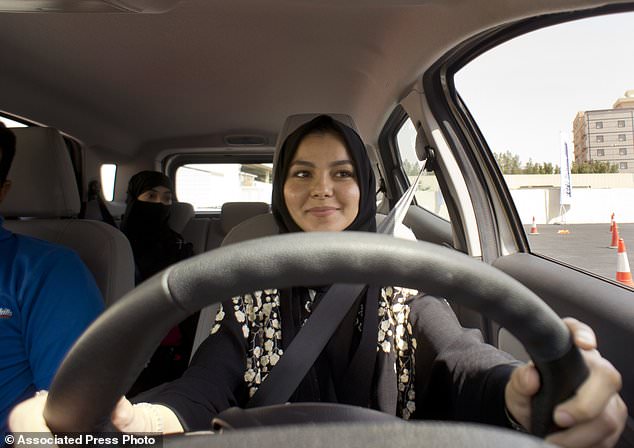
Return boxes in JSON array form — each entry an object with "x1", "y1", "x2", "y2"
[{"x1": 290, "y1": 159, "x2": 353, "y2": 167}]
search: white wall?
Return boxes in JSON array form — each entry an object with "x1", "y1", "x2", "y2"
[{"x1": 511, "y1": 187, "x2": 634, "y2": 224}]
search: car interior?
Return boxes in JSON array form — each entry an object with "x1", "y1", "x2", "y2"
[{"x1": 1, "y1": 0, "x2": 633, "y2": 446}]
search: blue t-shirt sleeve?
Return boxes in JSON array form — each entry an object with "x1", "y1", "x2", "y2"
[{"x1": 20, "y1": 250, "x2": 104, "y2": 389}]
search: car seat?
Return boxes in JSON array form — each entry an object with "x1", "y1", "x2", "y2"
[{"x1": 0, "y1": 127, "x2": 135, "y2": 306}]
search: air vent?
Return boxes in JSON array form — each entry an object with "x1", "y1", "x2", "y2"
[
  {"x1": 0, "y1": 0, "x2": 182, "y2": 13},
  {"x1": 224, "y1": 135, "x2": 268, "y2": 146}
]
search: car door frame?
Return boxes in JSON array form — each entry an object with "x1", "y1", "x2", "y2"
[{"x1": 391, "y1": 3, "x2": 634, "y2": 444}]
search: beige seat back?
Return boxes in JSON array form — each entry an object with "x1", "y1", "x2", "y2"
[
  {"x1": 168, "y1": 201, "x2": 195, "y2": 234},
  {"x1": 0, "y1": 127, "x2": 134, "y2": 306}
]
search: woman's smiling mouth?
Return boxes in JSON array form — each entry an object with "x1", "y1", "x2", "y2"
[{"x1": 306, "y1": 206, "x2": 339, "y2": 217}]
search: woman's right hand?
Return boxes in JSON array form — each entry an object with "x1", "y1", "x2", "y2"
[
  {"x1": 111, "y1": 397, "x2": 154, "y2": 433},
  {"x1": 10, "y1": 394, "x2": 182, "y2": 436},
  {"x1": 112, "y1": 397, "x2": 184, "y2": 434},
  {"x1": 9, "y1": 395, "x2": 152, "y2": 434}
]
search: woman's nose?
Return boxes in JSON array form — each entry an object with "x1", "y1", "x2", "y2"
[{"x1": 310, "y1": 174, "x2": 333, "y2": 197}]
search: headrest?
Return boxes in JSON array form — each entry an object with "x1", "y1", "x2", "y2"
[
  {"x1": 0, "y1": 127, "x2": 80, "y2": 217},
  {"x1": 221, "y1": 202, "x2": 270, "y2": 234},
  {"x1": 168, "y1": 201, "x2": 195, "y2": 234},
  {"x1": 273, "y1": 113, "x2": 359, "y2": 169}
]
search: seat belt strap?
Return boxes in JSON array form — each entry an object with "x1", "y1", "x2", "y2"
[{"x1": 246, "y1": 162, "x2": 426, "y2": 408}]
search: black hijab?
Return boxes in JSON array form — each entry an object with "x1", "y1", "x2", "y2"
[
  {"x1": 269, "y1": 115, "x2": 383, "y2": 410},
  {"x1": 271, "y1": 114, "x2": 377, "y2": 234},
  {"x1": 120, "y1": 170, "x2": 192, "y2": 282}
]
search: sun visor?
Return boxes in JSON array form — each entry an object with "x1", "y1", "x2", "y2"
[{"x1": 0, "y1": 0, "x2": 182, "y2": 13}]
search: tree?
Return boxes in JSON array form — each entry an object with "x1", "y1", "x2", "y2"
[
  {"x1": 494, "y1": 150, "x2": 522, "y2": 174},
  {"x1": 571, "y1": 160, "x2": 619, "y2": 174},
  {"x1": 402, "y1": 159, "x2": 420, "y2": 176},
  {"x1": 494, "y1": 151, "x2": 558, "y2": 174}
]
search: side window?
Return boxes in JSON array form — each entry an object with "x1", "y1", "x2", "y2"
[
  {"x1": 455, "y1": 11, "x2": 634, "y2": 282},
  {"x1": 395, "y1": 119, "x2": 450, "y2": 221},
  {"x1": 100, "y1": 164, "x2": 117, "y2": 201},
  {"x1": 0, "y1": 115, "x2": 28, "y2": 128},
  {"x1": 175, "y1": 163, "x2": 273, "y2": 211}
]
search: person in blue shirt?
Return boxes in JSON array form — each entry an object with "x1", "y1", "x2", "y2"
[{"x1": 0, "y1": 122, "x2": 104, "y2": 442}]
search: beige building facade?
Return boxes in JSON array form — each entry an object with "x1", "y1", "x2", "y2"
[{"x1": 573, "y1": 90, "x2": 634, "y2": 173}]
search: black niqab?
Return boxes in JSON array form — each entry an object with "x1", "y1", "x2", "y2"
[{"x1": 120, "y1": 170, "x2": 192, "y2": 282}]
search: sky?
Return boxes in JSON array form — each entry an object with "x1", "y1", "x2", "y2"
[{"x1": 454, "y1": 11, "x2": 634, "y2": 166}]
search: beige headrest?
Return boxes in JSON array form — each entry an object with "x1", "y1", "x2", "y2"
[
  {"x1": 220, "y1": 202, "x2": 270, "y2": 234},
  {"x1": 168, "y1": 201, "x2": 195, "y2": 234},
  {"x1": 0, "y1": 127, "x2": 80, "y2": 217}
]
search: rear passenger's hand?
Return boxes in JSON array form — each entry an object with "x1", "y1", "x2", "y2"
[{"x1": 505, "y1": 317, "x2": 627, "y2": 447}]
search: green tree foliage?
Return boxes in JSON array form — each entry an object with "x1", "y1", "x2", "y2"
[
  {"x1": 489, "y1": 151, "x2": 619, "y2": 174},
  {"x1": 494, "y1": 151, "x2": 522, "y2": 174},
  {"x1": 494, "y1": 151, "x2": 558, "y2": 174},
  {"x1": 570, "y1": 160, "x2": 619, "y2": 174},
  {"x1": 402, "y1": 159, "x2": 421, "y2": 176}
]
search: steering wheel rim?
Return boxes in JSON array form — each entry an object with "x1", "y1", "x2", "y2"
[{"x1": 44, "y1": 232, "x2": 587, "y2": 439}]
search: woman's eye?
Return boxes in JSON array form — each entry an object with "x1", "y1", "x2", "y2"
[
  {"x1": 291, "y1": 170, "x2": 310, "y2": 178},
  {"x1": 335, "y1": 170, "x2": 355, "y2": 178}
]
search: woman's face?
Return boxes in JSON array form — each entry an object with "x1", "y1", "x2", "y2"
[
  {"x1": 137, "y1": 186, "x2": 173, "y2": 205},
  {"x1": 283, "y1": 132, "x2": 360, "y2": 232}
]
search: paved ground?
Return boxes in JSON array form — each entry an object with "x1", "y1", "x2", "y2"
[{"x1": 523, "y1": 223, "x2": 634, "y2": 280}]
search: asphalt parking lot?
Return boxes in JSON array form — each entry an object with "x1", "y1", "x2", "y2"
[{"x1": 524, "y1": 223, "x2": 634, "y2": 281}]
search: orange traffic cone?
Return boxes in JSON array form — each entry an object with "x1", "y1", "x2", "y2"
[
  {"x1": 609, "y1": 222, "x2": 619, "y2": 249},
  {"x1": 616, "y1": 239, "x2": 634, "y2": 287},
  {"x1": 609, "y1": 213, "x2": 615, "y2": 233},
  {"x1": 530, "y1": 216, "x2": 539, "y2": 235}
]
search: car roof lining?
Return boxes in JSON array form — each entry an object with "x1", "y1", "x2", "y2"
[{"x1": 0, "y1": 0, "x2": 629, "y2": 158}]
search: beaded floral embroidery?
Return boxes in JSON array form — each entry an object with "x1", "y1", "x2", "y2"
[{"x1": 211, "y1": 286, "x2": 418, "y2": 418}]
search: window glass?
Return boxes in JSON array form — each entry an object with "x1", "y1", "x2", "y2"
[
  {"x1": 455, "y1": 11, "x2": 634, "y2": 281},
  {"x1": 175, "y1": 163, "x2": 273, "y2": 211},
  {"x1": 395, "y1": 119, "x2": 449, "y2": 221},
  {"x1": 100, "y1": 164, "x2": 117, "y2": 201},
  {"x1": 0, "y1": 116, "x2": 28, "y2": 128}
]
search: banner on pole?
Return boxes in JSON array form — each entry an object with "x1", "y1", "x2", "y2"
[{"x1": 559, "y1": 131, "x2": 573, "y2": 205}]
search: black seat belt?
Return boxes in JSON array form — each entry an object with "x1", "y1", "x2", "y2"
[{"x1": 246, "y1": 163, "x2": 426, "y2": 408}]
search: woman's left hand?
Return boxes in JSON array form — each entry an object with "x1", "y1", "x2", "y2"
[{"x1": 504, "y1": 317, "x2": 627, "y2": 447}]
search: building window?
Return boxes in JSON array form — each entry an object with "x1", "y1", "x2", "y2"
[
  {"x1": 618, "y1": 120, "x2": 625, "y2": 128},
  {"x1": 618, "y1": 134, "x2": 626, "y2": 141},
  {"x1": 619, "y1": 148, "x2": 628, "y2": 155},
  {"x1": 597, "y1": 148, "x2": 605, "y2": 156},
  {"x1": 619, "y1": 162, "x2": 628, "y2": 170},
  {"x1": 595, "y1": 135, "x2": 604, "y2": 143},
  {"x1": 595, "y1": 121, "x2": 603, "y2": 129}
]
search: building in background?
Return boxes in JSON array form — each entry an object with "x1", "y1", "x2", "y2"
[{"x1": 573, "y1": 90, "x2": 634, "y2": 173}]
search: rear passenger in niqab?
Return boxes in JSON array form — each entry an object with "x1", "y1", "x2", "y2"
[
  {"x1": 120, "y1": 170, "x2": 193, "y2": 283},
  {"x1": 120, "y1": 170, "x2": 196, "y2": 396}
]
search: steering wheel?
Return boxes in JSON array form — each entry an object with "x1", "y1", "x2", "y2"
[{"x1": 43, "y1": 232, "x2": 588, "y2": 446}]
